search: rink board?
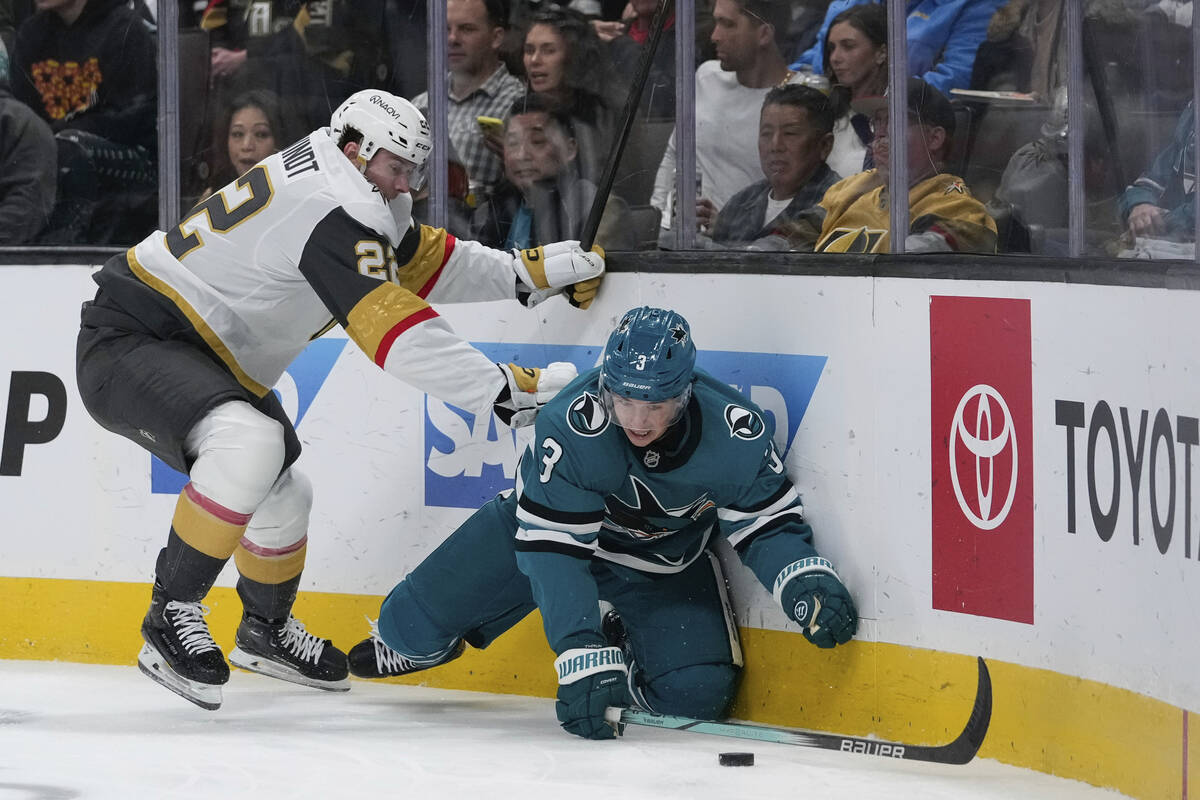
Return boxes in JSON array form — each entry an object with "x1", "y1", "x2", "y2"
[{"x1": 0, "y1": 261, "x2": 1196, "y2": 799}]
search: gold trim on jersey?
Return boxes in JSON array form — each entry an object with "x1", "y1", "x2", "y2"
[
  {"x1": 125, "y1": 249, "x2": 271, "y2": 397},
  {"x1": 310, "y1": 318, "x2": 339, "y2": 340},
  {"x1": 345, "y1": 283, "x2": 432, "y2": 361},
  {"x1": 817, "y1": 226, "x2": 887, "y2": 253},
  {"x1": 395, "y1": 226, "x2": 451, "y2": 294},
  {"x1": 166, "y1": 166, "x2": 276, "y2": 261}
]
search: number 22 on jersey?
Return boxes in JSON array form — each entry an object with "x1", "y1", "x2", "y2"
[{"x1": 166, "y1": 166, "x2": 274, "y2": 260}]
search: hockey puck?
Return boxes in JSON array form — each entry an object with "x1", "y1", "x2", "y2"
[{"x1": 718, "y1": 752, "x2": 754, "y2": 767}]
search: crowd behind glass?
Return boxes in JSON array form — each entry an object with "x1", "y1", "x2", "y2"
[{"x1": 0, "y1": 0, "x2": 1194, "y2": 260}]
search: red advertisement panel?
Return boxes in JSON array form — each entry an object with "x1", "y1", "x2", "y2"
[{"x1": 930, "y1": 296, "x2": 1034, "y2": 623}]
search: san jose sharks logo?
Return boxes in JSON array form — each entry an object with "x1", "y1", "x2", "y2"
[
  {"x1": 605, "y1": 475, "x2": 716, "y2": 540},
  {"x1": 567, "y1": 391, "x2": 609, "y2": 437},
  {"x1": 669, "y1": 323, "x2": 688, "y2": 346},
  {"x1": 724, "y1": 404, "x2": 764, "y2": 440}
]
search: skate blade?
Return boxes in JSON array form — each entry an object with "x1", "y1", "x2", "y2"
[
  {"x1": 229, "y1": 646, "x2": 350, "y2": 692},
  {"x1": 137, "y1": 643, "x2": 223, "y2": 711}
]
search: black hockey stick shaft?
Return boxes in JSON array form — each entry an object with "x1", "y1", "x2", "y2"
[
  {"x1": 606, "y1": 656, "x2": 992, "y2": 766},
  {"x1": 579, "y1": 0, "x2": 671, "y2": 251}
]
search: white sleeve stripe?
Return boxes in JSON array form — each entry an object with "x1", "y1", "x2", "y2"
[
  {"x1": 724, "y1": 509, "x2": 806, "y2": 548},
  {"x1": 515, "y1": 506, "x2": 601, "y2": 535},
  {"x1": 717, "y1": 487, "x2": 801, "y2": 521},
  {"x1": 515, "y1": 527, "x2": 597, "y2": 551}
]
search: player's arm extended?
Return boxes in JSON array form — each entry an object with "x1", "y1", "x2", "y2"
[
  {"x1": 393, "y1": 225, "x2": 604, "y2": 309},
  {"x1": 512, "y1": 463, "x2": 628, "y2": 740},
  {"x1": 297, "y1": 210, "x2": 574, "y2": 420},
  {"x1": 722, "y1": 443, "x2": 858, "y2": 648}
]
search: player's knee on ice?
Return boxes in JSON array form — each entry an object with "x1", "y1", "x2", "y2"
[{"x1": 642, "y1": 663, "x2": 739, "y2": 720}]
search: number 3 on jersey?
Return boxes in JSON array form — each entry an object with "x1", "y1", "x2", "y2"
[
  {"x1": 166, "y1": 166, "x2": 273, "y2": 260},
  {"x1": 539, "y1": 436, "x2": 563, "y2": 483}
]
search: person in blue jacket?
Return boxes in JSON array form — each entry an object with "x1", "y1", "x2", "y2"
[
  {"x1": 347, "y1": 306, "x2": 858, "y2": 739},
  {"x1": 1118, "y1": 101, "x2": 1195, "y2": 242},
  {"x1": 791, "y1": 0, "x2": 1006, "y2": 95}
]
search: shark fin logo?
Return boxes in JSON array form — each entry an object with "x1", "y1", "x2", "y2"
[
  {"x1": 150, "y1": 338, "x2": 348, "y2": 494},
  {"x1": 723, "y1": 404, "x2": 765, "y2": 440},
  {"x1": 566, "y1": 391, "x2": 609, "y2": 437},
  {"x1": 427, "y1": 347, "x2": 825, "y2": 509}
]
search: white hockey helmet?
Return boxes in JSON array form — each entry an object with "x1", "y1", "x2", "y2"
[{"x1": 330, "y1": 89, "x2": 433, "y2": 170}]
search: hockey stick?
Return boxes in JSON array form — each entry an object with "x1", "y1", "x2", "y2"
[
  {"x1": 579, "y1": 0, "x2": 672, "y2": 251},
  {"x1": 605, "y1": 656, "x2": 992, "y2": 766}
]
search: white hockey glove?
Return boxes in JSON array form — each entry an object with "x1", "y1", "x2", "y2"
[
  {"x1": 493, "y1": 361, "x2": 578, "y2": 427},
  {"x1": 512, "y1": 241, "x2": 605, "y2": 309}
]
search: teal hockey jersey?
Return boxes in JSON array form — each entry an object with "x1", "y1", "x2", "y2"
[{"x1": 513, "y1": 366, "x2": 824, "y2": 651}]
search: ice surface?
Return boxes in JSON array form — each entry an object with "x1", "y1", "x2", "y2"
[{"x1": 0, "y1": 661, "x2": 1128, "y2": 799}]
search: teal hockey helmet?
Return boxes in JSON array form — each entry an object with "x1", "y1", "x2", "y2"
[{"x1": 600, "y1": 306, "x2": 696, "y2": 405}]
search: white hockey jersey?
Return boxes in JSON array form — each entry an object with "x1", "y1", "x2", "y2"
[{"x1": 96, "y1": 128, "x2": 528, "y2": 415}]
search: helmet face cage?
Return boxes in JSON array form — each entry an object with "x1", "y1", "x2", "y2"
[
  {"x1": 330, "y1": 90, "x2": 432, "y2": 189},
  {"x1": 599, "y1": 306, "x2": 696, "y2": 429}
]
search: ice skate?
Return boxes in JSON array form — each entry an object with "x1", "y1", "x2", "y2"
[
  {"x1": 229, "y1": 614, "x2": 349, "y2": 691},
  {"x1": 347, "y1": 617, "x2": 464, "y2": 679},
  {"x1": 138, "y1": 589, "x2": 229, "y2": 711}
]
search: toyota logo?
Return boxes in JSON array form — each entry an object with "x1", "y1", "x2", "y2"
[{"x1": 949, "y1": 384, "x2": 1018, "y2": 530}]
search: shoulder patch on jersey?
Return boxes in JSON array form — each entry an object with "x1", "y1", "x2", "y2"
[
  {"x1": 567, "y1": 391, "x2": 609, "y2": 437},
  {"x1": 723, "y1": 404, "x2": 764, "y2": 440}
]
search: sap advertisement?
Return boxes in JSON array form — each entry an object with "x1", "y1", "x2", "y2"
[{"x1": 2, "y1": 265, "x2": 1198, "y2": 712}]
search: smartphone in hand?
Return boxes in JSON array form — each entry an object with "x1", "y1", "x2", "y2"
[{"x1": 476, "y1": 116, "x2": 504, "y2": 136}]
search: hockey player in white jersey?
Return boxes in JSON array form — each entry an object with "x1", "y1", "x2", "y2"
[{"x1": 75, "y1": 89, "x2": 604, "y2": 711}]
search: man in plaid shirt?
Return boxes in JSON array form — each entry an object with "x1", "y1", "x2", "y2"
[
  {"x1": 413, "y1": 0, "x2": 525, "y2": 199},
  {"x1": 710, "y1": 85, "x2": 841, "y2": 248}
]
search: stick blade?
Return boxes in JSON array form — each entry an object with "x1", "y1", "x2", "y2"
[{"x1": 908, "y1": 656, "x2": 993, "y2": 764}]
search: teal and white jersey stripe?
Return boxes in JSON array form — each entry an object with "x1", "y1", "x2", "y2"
[{"x1": 513, "y1": 368, "x2": 824, "y2": 650}]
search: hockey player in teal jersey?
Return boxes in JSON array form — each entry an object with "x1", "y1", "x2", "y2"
[{"x1": 348, "y1": 306, "x2": 858, "y2": 738}]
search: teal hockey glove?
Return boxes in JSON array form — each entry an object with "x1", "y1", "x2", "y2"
[
  {"x1": 554, "y1": 644, "x2": 629, "y2": 739},
  {"x1": 775, "y1": 557, "x2": 858, "y2": 649}
]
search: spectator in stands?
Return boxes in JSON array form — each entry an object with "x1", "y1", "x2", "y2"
[
  {"x1": 522, "y1": 5, "x2": 618, "y2": 185},
  {"x1": 0, "y1": 2, "x2": 18, "y2": 57},
  {"x1": 1117, "y1": 101, "x2": 1195, "y2": 243},
  {"x1": 0, "y1": 38, "x2": 56, "y2": 244},
  {"x1": 651, "y1": 0, "x2": 800, "y2": 238},
  {"x1": 413, "y1": 0, "x2": 525, "y2": 202},
  {"x1": 791, "y1": 0, "x2": 1006, "y2": 96},
  {"x1": 203, "y1": 1, "x2": 393, "y2": 133},
  {"x1": 782, "y1": 77, "x2": 996, "y2": 253},
  {"x1": 9, "y1": 0, "x2": 157, "y2": 245},
  {"x1": 822, "y1": 2, "x2": 887, "y2": 177},
  {"x1": 471, "y1": 93, "x2": 633, "y2": 252},
  {"x1": 985, "y1": 92, "x2": 1118, "y2": 254},
  {"x1": 604, "y1": 0, "x2": 677, "y2": 121},
  {"x1": 971, "y1": 0, "x2": 1136, "y2": 101},
  {"x1": 197, "y1": 89, "x2": 287, "y2": 205},
  {"x1": 709, "y1": 84, "x2": 841, "y2": 247}
]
